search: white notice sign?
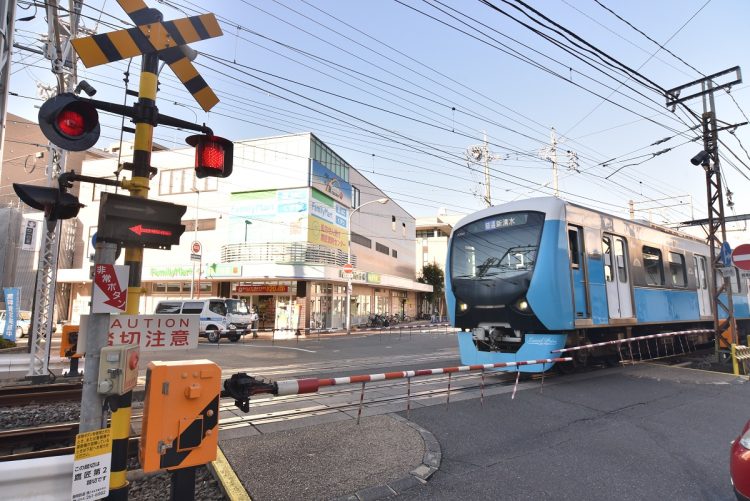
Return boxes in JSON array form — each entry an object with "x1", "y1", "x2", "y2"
[
  {"x1": 71, "y1": 428, "x2": 111, "y2": 501},
  {"x1": 108, "y1": 314, "x2": 200, "y2": 351}
]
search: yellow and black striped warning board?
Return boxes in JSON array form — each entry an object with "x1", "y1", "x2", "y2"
[
  {"x1": 71, "y1": 14, "x2": 221, "y2": 68},
  {"x1": 71, "y1": 0, "x2": 222, "y2": 111}
]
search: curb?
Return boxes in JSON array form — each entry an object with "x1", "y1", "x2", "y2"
[
  {"x1": 331, "y1": 413, "x2": 441, "y2": 501},
  {"x1": 208, "y1": 447, "x2": 252, "y2": 501}
]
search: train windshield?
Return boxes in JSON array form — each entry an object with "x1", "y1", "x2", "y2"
[{"x1": 451, "y1": 212, "x2": 544, "y2": 279}]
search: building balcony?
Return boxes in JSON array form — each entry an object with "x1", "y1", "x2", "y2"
[{"x1": 221, "y1": 242, "x2": 355, "y2": 267}]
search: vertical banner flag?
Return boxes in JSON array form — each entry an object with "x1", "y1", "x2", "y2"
[{"x1": 3, "y1": 287, "x2": 20, "y2": 342}]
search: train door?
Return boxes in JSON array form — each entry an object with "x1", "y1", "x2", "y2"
[
  {"x1": 568, "y1": 225, "x2": 589, "y2": 318},
  {"x1": 602, "y1": 234, "x2": 633, "y2": 318},
  {"x1": 693, "y1": 255, "x2": 711, "y2": 317}
]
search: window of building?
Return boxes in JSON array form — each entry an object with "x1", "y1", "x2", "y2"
[
  {"x1": 668, "y1": 252, "x2": 687, "y2": 287},
  {"x1": 642, "y1": 246, "x2": 664, "y2": 286},
  {"x1": 391, "y1": 215, "x2": 396, "y2": 231},
  {"x1": 402, "y1": 222, "x2": 406, "y2": 237},
  {"x1": 351, "y1": 232, "x2": 371, "y2": 248},
  {"x1": 376, "y1": 242, "x2": 389, "y2": 255},
  {"x1": 416, "y1": 229, "x2": 448, "y2": 238},
  {"x1": 352, "y1": 186, "x2": 360, "y2": 209},
  {"x1": 87, "y1": 226, "x2": 97, "y2": 260},
  {"x1": 182, "y1": 218, "x2": 217, "y2": 232},
  {"x1": 153, "y1": 282, "x2": 211, "y2": 293},
  {"x1": 392, "y1": 249, "x2": 398, "y2": 258},
  {"x1": 311, "y1": 136, "x2": 350, "y2": 182},
  {"x1": 158, "y1": 167, "x2": 218, "y2": 195}
]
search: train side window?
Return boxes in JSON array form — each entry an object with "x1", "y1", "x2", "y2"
[
  {"x1": 668, "y1": 252, "x2": 687, "y2": 287},
  {"x1": 568, "y1": 227, "x2": 581, "y2": 269},
  {"x1": 602, "y1": 236, "x2": 613, "y2": 282},
  {"x1": 642, "y1": 246, "x2": 664, "y2": 286},
  {"x1": 615, "y1": 238, "x2": 628, "y2": 282}
]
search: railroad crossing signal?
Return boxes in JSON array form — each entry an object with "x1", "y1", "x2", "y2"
[
  {"x1": 38, "y1": 93, "x2": 100, "y2": 151},
  {"x1": 96, "y1": 193, "x2": 186, "y2": 249},
  {"x1": 188, "y1": 134, "x2": 234, "y2": 178},
  {"x1": 71, "y1": 0, "x2": 222, "y2": 111},
  {"x1": 12, "y1": 183, "x2": 83, "y2": 221}
]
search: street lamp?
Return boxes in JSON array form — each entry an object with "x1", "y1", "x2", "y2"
[
  {"x1": 346, "y1": 197, "x2": 389, "y2": 334},
  {"x1": 244, "y1": 220, "x2": 252, "y2": 242}
]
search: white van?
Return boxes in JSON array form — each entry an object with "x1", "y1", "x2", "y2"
[{"x1": 154, "y1": 298, "x2": 252, "y2": 343}]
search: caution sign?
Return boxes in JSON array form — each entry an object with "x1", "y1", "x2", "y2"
[{"x1": 71, "y1": 428, "x2": 112, "y2": 501}]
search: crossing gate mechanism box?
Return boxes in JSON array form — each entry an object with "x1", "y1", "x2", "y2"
[
  {"x1": 140, "y1": 360, "x2": 221, "y2": 472},
  {"x1": 60, "y1": 325, "x2": 81, "y2": 358},
  {"x1": 97, "y1": 345, "x2": 139, "y2": 395}
]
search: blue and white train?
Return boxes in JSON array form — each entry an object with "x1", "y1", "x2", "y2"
[{"x1": 446, "y1": 197, "x2": 748, "y2": 372}]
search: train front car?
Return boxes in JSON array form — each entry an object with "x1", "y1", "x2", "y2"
[{"x1": 447, "y1": 198, "x2": 573, "y2": 372}]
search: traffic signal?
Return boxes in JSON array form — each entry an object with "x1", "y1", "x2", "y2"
[
  {"x1": 187, "y1": 134, "x2": 233, "y2": 178},
  {"x1": 38, "y1": 93, "x2": 100, "y2": 151},
  {"x1": 13, "y1": 183, "x2": 83, "y2": 221}
]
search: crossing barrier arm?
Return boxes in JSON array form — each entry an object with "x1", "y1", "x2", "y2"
[{"x1": 222, "y1": 357, "x2": 572, "y2": 413}]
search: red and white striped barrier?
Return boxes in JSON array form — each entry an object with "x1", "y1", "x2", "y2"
[
  {"x1": 275, "y1": 357, "x2": 572, "y2": 396},
  {"x1": 551, "y1": 329, "x2": 713, "y2": 353}
]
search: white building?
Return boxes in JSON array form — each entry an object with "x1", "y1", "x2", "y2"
[
  {"x1": 415, "y1": 212, "x2": 465, "y2": 274},
  {"x1": 57, "y1": 132, "x2": 431, "y2": 331}
]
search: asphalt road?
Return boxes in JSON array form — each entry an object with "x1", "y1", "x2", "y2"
[
  {"x1": 135, "y1": 329, "x2": 462, "y2": 379},
  {"x1": 395, "y1": 364, "x2": 748, "y2": 501}
]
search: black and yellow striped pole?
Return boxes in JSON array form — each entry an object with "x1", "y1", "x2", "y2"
[
  {"x1": 105, "y1": 48, "x2": 159, "y2": 501},
  {"x1": 68, "y1": 2, "x2": 225, "y2": 499}
]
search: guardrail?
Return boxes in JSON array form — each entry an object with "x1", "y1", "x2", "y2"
[
  {"x1": 551, "y1": 329, "x2": 712, "y2": 365},
  {"x1": 732, "y1": 344, "x2": 750, "y2": 376}
]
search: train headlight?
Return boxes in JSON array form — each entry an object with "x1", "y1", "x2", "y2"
[
  {"x1": 513, "y1": 298, "x2": 532, "y2": 314},
  {"x1": 459, "y1": 302, "x2": 468, "y2": 311}
]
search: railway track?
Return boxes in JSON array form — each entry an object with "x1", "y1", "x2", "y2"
[
  {"x1": 3, "y1": 348, "x2": 704, "y2": 462},
  {"x1": 0, "y1": 382, "x2": 83, "y2": 407},
  {"x1": 0, "y1": 370, "x2": 530, "y2": 461}
]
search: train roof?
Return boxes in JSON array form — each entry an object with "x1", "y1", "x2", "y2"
[{"x1": 454, "y1": 197, "x2": 706, "y2": 245}]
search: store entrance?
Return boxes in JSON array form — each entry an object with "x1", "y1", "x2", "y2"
[{"x1": 256, "y1": 295, "x2": 275, "y2": 330}]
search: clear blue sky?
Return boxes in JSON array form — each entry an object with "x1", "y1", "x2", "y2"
[{"x1": 8, "y1": 0, "x2": 750, "y2": 241}]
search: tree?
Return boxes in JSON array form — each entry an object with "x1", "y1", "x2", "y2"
[{"x1": 418, "y1": 263, "x2": 445, "y2": 318}]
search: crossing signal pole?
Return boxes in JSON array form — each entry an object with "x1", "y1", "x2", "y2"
[
  {"x1": 666, "y1": 66, "x2": 743, "y2": 359},
  {"x1": 13, "y1": 1, "x2": 233, "y2": 499}
]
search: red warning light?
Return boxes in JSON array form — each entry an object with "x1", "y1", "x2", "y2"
[
  {"x1": 57, "y1": 109, "x2": 86, "y2": 137},
  {"x1": 38, "y1": 93, "x2": 100, "y2": 151},
  {"x1": 186, "y1": 134, "x2": 233, "y2": 179}
]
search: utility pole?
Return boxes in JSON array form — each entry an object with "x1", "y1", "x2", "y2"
[
  {"x1": 666, "y1": 66, "x2": 742, "y2": 358},
  {"x1": 27, "y1": 0, "x2": 82, "y2": 381},
  {"x1": 0, "y1": 0, "x2": 17, "y2": 163},
  {"x1": 539, "y1": 128, "x2": 566, "y2": 197},
  {"x1": 466, "y1": 131, "x2": 500, "y2": 207}
]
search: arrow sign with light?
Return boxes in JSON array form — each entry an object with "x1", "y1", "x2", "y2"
[
  {"x1": 129, "y1": 225, "x2": 173, "y2": 237},
  {"x1": 97, "y1": 193, "x2": 186, "y2": 249}
]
